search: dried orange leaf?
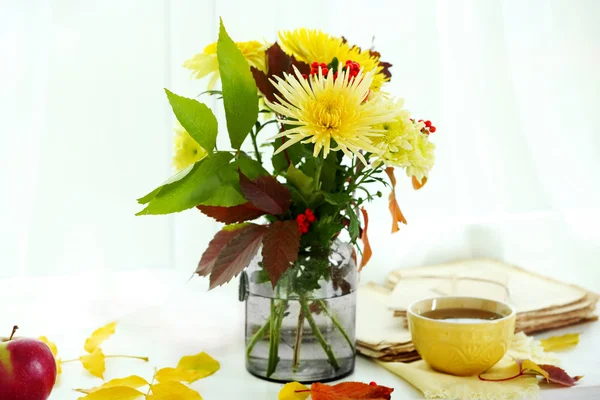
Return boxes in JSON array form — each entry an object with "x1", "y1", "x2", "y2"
[
  {"x1": 80, "y1": 348, "x2": 106, "y2": 379},
  {"x1": 176, "y1": 352, "x2": 220, "y2": 382},
  {"x1": 155, "y1": 367, "x2": 203, "y2": 383},
  {"x1": 311, "y1": 381, "x2": 394, "y2": 400},
  {"x1": 279, "y1": 382, "x2": 310, "y2": 400},
  {"x1": 84, "y1": 322, "x2": 117, "y2": 353},
  {"x1": 358, "y1": 207, "x2": 372, "y2": 271},
  {"x1": 148, "y1": 382, "x2": 203, "y2": 400},
  {"x1": 385, "y1": 167, "x2": 407, "y2": 233},
  {"x1": 540, "y1": 333, "x2": 580, "y2": 352},
  {"x1": 76, "y1": 386, "x2": 145, "y2": 400},
  {"x1": 39, "y1": 336, "x2": 62, "y2": 375},
  {"x1": 412, "y1": 175, "x2": 427, "y2": 190},
  {"x1": 75, "y1": 376, "x2": 150, "y2": 394}
]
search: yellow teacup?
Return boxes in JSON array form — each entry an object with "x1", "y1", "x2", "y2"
[{"x1": 407, "y1": 297, "x2": 516, "y2": 376}]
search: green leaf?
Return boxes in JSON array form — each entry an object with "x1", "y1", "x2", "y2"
[
  {"x1": 286, "y1": 165, "x2": 314, "y2": 198},
  {"x1": 137, "y1": 165, "x2": 194, "y2": 205},
  {"x1": 307, "y1": 215, "x2": 344, "y2": 248},
  {"x1": 217, "y1": 18, "x2": 258, "y2": 149},
  {"x1": 234, "y1": 152, "x2": 268, "y2": 179},
  {"x1": 164, "y1": 89, "x2": 218, "y2": 151},
  {"x1": 137, "y1": 152, "x2": 244, "y2": 215},
  {"x1": 322, "y1": 192, "x2": 352, "y2": 205}
]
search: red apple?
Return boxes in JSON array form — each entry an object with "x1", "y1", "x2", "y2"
[{"x1": 0, "y1": 326, "x2": 57, "y2": 400}]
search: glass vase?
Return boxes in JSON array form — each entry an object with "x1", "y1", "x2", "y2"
[{"x1": 242, "y1": 240, "x2": 357, "y2": 383}]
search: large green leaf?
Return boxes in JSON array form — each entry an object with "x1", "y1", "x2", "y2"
[
  {"x1": 137, "y1": 165, "x2": 194, "y2": 205},
  {"x1": 164, "y1": 89, "x2": 218, "y2": 151},
  {"x1": 233, "y1": 152, "x2": 268, "y2": 179},
  {"x1": 286, "y1": 165, "x2": 314, "y2": 198},
  {"x1": 217, "y1": 19, "x2": 258, "y2": 149},
  {"x1": 136, "y1": 152, "x2": 245, "y2": 215}
]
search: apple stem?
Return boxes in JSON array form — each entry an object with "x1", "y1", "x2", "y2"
[
  {"x1": 9, "y1": 325, "x2": 18, "y2": 341},
  {"x1": 105, "y1": 355, "x2": 149, "y2": 362}
]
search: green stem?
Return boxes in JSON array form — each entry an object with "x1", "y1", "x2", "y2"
[
  {"x1": 246, "y1": 319, "x2": 270, "y2": 358},
  {"x1": 299, "y1": 297, "x2": 340, "y2": 371},
  {"x1": 266, "y1": 299, "x2": 287, "y2": 377},
  {"x1": 250, "y1": 128, "x2": 262, "y2": 165},
  {"x1": 317, "y1": 300, "x2": 355, "y2": 352},
  {"x1": 314, "y1": 158, "x2": 324, "y2": 191},
  {"x1": 292, "y1": 308, "x2": 305, "y2": 372}
]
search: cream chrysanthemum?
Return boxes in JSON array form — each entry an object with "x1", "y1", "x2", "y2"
[
  {"x1": 278, "y1": 28, "x2": 388, "y2": 91},
  {"x1": 184, "y1": 40, "x2": 267, "y2": 89},
  {"x1": 267, "y1": 67, "x2": 401, "y2": 165},
  {"x1": 172, "y1": 123, "x2": 207, "y2": 171},
  {"x1": 370, "y1": 100, "x2": 435, "y2": 182}
]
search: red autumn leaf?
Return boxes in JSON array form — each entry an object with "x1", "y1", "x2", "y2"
[
  {"x1": 261, "y1": 220, "x2": 300, "y2": 287},
  {"x1": 310, "y1": 381, "x2": 394, "y2": 400},
  {"x1": 251, "y1": 43, "x2": 310, "y2": 103},
  {"x1": 209, "y1": 223, "x2": 267, "y2": 289},
  {"x1": 196, "y1": 228, "x2": 240, "y2": 276},
  {"x1": 358, "y1": 207, "x2": 372, "y2": 271},
  {"x1": 412, "y1": 175, "x2": 427, "y2": 190},
  {"x1": 197, "y1": 202, "x2": 266, "y2": 224},
  {"x1": 538, "y1": 364, "x2": 583, "y2": 387},
  {"x1": 239, "y1": 171, "x2": 291, "y2": 216},
  {"x1": 384, "y1": 167, "x2": 407, "y2": 233}
]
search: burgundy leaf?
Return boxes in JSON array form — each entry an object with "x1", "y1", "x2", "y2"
[
  {"x1": 251, "y1": 43, "x2": 310, "y2": 103},
  {"x1": 539, "y1": 364, "x2": 582, "y2": 387},
  {"x1": 209, "y1": 224, "x2": 267, "y2": 289},
  {"x1": 239, "y1": 172, "x2": 291, "y2": 216},
  {"x1": 261, "y1": 220, "x2": 300, "y2": 287},
  {"x1": 197, "y1": 203, "x2": 266, "y2": 224},
  {"x1": 196, "y1": 229, "x2": 240, "y2": 276}
]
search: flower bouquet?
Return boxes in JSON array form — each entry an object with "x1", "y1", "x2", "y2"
[{"x1": 137, "y1": 20, "x2": 436, "y2": 382}]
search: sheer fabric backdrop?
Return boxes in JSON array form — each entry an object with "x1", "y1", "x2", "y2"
[{"x1": 1, "y1": 0, "x2": 598, "y2": 291}]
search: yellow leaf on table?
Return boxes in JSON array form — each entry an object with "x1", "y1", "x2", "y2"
[
  {"x1": 540, "y1": 333, "x2": 580, "y2": 351},
  {"x1": 38, "y1": 336, "x2": 62, "y2": 375},
  {"x1": 521, "y1": 359, "x2": 550, "y2": 382},
  {"x1": 77, "y1": 386, "x2": 145, "y2": 400},
  {"x1": 176, "y1": 352, "x2": 220, "y2": 382},
  {"x1": 155, "y1": 367, "x2": 204, "y2": 383},
  {"x1": 75, "y1": 375, "x2": 149, "y2": 394},
  {"x1": 148, "y1": 382, "x2": 203, "y2": 400},
  {"x1": 80, "y1": 348, "x2": 106, "y2": 379},
  {"x1": 85, "y1": 322, "x2": 117, "y2": 353},
  {"x1": 278, "y1": 382, "x2": 310, "y2": 400}
]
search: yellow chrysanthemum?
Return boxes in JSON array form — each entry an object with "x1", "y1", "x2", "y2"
[
  {"x1": 172, "y1": 123, "x2": 207, "y2": 171},
  {"x1": 184, "y1": 40, "x2": 267, "y2": 89},
  {"x1": 278, "y1": 29, "x2": 388, "y2": 91},
  {"x1": 267, "y1": 67, "x2": 401, "y2": 165},
  {"x1": 370, "y1": 100, "x2": 436, "y2": 182}
]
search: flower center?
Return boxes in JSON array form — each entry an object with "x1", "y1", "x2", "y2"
[{"x1": 311, "y1": 95, "x2": 344, "y2": 130}]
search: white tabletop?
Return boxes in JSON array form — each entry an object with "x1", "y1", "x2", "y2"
[{"x1": 1, "y1": 269, "x2": 598, "y2": 399}]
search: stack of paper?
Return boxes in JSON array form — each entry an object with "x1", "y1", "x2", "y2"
[{"x1": 356, "y1": 259, "x2": 598, "y2": 362}]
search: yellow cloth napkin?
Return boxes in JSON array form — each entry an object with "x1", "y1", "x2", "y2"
[{"x1": 378, "y1": 332, "x2": 558, "y2": 400}]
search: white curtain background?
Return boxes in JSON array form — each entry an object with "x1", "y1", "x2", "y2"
[{"x1": 1, "y1": 0, "x2": 599, "y2": 291}]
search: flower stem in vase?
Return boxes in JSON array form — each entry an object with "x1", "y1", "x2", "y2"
[
  {"x1": 317, "y1": 299, "x2": 355, "y2": 352},
  {"x1": 266, "y1": 298, "x2": 287, "y2": 377},
  {"x1": 246, "y1": 319, "x2": 270, "y2": 358},
  {"x1": 292, "y1": 307, "x2": 305, "y2": 372},
  {"x1": 299, "y1": 296, "x2": 340, "y2": 371}
]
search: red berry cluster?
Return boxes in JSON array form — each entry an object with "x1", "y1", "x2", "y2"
[
  {"x1": 418, "y1": 119, "x2": 436, "y2": 134},
  {"x1": 301, "y1": 60, "x2": 362, "y2": 82},
  {"x1": 296, "y1": 209, "x2": 316, "y2": 235}
]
